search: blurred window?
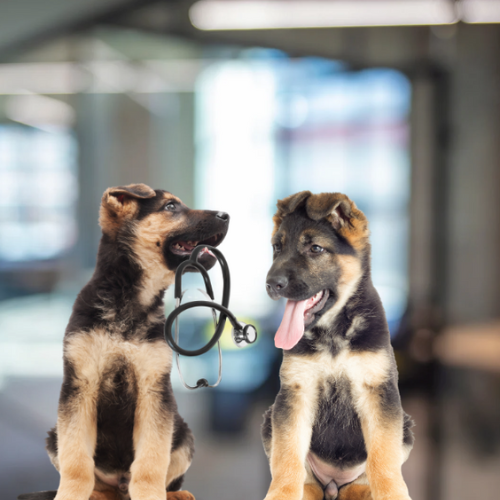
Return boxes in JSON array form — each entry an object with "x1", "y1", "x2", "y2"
[
  {"x1": 0, "y1": 125, "x2": 77, "y2": 263},
  {"x1": 196, "y1": 53, "x2": 411, "y2": 334}
]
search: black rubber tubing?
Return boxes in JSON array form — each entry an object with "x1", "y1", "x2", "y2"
[{"x1": 164, "y1": 245, "x2": 241, "y2": 357}]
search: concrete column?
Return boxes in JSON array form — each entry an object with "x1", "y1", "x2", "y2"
[{"x1": 445, "y1": 25, "x2": 500, "y2": 323}]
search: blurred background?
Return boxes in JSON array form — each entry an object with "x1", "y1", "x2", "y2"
[{"x1": 0, "y1": 1, "x2": 499, "y2": 500}]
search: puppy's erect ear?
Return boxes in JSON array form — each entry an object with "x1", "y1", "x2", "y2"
[
  {"x1": 306, "y1": 193, "x2": 369, "y2": 250},
  {"x1": 99, "y1": 183, "x2": 156, "y2": 235},
  {"x1": 272, "y1": 191, "x2": 312, "y2": 235}
]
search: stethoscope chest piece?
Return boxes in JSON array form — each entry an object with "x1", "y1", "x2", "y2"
[
  {"x1": 232, "y1": 323, "x2": 257, "y2": 348},
  {"x1": 164, "y1": 245, "x2": 257, "y2": 390}
]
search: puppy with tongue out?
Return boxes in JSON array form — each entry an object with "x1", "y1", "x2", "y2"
[
  {"x1": 262, "y1": 191, "x2": 413, "y2": 500},
  {"x1": 265, "y1": 191, "x2": 342, "y2": 351}
]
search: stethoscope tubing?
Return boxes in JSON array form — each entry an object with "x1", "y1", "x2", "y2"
[
  {"x1": 174, "y1": 290, "x2": 222, "y2": 390},
  {"x1": 165, "y1": 245, "x2": 233, "y2": 357},
  {"x1": 165, "y1": 300, "x2": 241, "y2": 356},
  {"x1": 164, "y1": 244, "x2": 257, "y2": 389}
]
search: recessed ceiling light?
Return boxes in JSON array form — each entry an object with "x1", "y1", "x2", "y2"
[
  {"x1": 189, "y1": 0, "x2": 459, "y2": 31},
  {"x1": 461, "y1": 0, "x2": 500, "y2": 24}
]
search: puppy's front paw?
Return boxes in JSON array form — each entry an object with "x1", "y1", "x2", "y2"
[
  {"x1": 166, "y1": 491, "x2": 195, "y2": 500},
  {"x1": 128, "y1": 483, "x2": 166, "y2": 500},
  {"x1": 382, "y1": 489, "x2": 412, "y2": 500},
  {"x1": 264, "y1": 486, "x2": 302, "y2": 500},
  {"x1": 264, "y1": 495, "x2": 300, "y2": 500},
  {"x1": 372, "y1": 493, "x2": 410, "y2": 500}
]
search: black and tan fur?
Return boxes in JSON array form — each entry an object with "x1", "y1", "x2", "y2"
[
  {"x1": 262, "y1": 191, "x2": 413, "y2": 500},
  {"x1": 42, "y1": 184, "x2": 229, "y2": 500}
]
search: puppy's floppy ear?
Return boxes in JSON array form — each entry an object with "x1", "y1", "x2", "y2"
[
  {"x1": 99, "y1": 183, "x2": 156, "y2": 235},
  {"x1": 108, "y1": 184, "x2": 156, "y2": 203},
  {"x1": 306, "y1": 193, "x2": 352, "y2": 230},
  {"x1": 272, "y1": 191, "x2": 312, "y2": 235},
  {"x1": 306, "y1": 193, "x2": 369, "y2": 250}
]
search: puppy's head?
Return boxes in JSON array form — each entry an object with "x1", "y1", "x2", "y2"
[
  {"x1": 266, "y1": 191, "x2": 369, "y2": 349},
  {"x1": 99, "y1": 183, "x2": 229, "y2": 273}
]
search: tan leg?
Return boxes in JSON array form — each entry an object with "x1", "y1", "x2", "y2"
[
  {"x1": 54, "y1": 389, "x2": 98, "y2": 500},
  {"x1": 129, "y1": 385, "x2": 175, "y2": 500},
  {"x1": 356, "y1": 384, "x2": 411, "y2": 500},
  {"x1": 264, "y1": 382, "x2": 316, "y2": 500},
  {"x1": 363, "y1": 421, "x2": 409, "y2": 500}
]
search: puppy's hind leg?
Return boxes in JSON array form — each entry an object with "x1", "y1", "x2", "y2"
[
  {"x1": 332, "y1": 474, "x2": 371, "y2": 500},
  {"x1": 89, "y1": 491, "x2": 121, "y2": 500},
  {"x1": 165, "y1": 417, "x2": 196, "y2": 500}
]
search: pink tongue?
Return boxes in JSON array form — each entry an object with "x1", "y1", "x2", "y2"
[{"x1": 275, "y1": 299, "x2": 307, "y2": 350}]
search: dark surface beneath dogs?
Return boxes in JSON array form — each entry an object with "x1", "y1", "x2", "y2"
[{"x1": 18, "y1": 492, "x2": 56, "y2": 500}]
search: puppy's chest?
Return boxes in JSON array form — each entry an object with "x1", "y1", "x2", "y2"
[
  {"x1": 301, "y1": 356, "x2": 363, "y2": 440},
  {"x1": 281, "y1": 348, "x2": 390, "y2": 466},
  {"x1": 283, "y1": 348, "x2": 390, "y2": 401},
  {"x1": 65, "y1": 328, "x2": 172, "y2": 386},
  {"x1": 310, "y1": 374, "x2": 366, "y2": 465}
]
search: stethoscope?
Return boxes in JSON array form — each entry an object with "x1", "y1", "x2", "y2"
[{"x1": 164, "y1": 245, "x2": 257, "y2": 390}]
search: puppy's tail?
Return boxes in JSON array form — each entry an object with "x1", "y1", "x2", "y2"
[{"x1": 18, "y1": 491, "x2": 57, "y2": 500}]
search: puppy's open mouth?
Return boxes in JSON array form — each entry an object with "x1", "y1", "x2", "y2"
[
  {"x1": 304, "y1": 289, "x2": 330, "y2": 325},
  {"x1": 275, "y1": 289, "x2": 330, "y2": 350},
  {"x1": 170, "y1": 233, "x2": 224, "y2": 256}
]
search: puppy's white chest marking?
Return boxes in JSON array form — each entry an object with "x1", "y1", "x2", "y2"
[
  {"x1": 282, "y1": 349, "x2": 390, "y2": 399},
  {"x1": 65, "y1": 329, "x2": 172, "y2": 387}
]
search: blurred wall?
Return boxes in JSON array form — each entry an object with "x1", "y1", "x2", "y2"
[{"x1": 446, "y1": 25, "x2": 500, "y2": 323}]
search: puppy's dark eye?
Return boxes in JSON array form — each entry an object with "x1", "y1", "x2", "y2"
[
  {"x1": 310, "y1": 245, "x2": 324, "y2": 253},
  {"x1": 273, "y1": 243, "x2": 281, "y2": 253},
  {"x1": 165, "y1": 202, "x2": 176, "y2": 211}
]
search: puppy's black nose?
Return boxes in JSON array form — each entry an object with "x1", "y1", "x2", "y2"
[
  {"x1": 216, "y1": 211, "x2": 229, "y2": 222},
  {"x1": 266, "y1": 275, "x2": 288, "y2": 293}
]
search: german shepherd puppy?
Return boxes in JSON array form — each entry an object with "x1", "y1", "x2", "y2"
[
  {"x1": 42, "y1": 184, "x2": 229, "y2": 500},
  {"x1": 262, "y1": 191, "x2": 413, "y2": 500}
]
